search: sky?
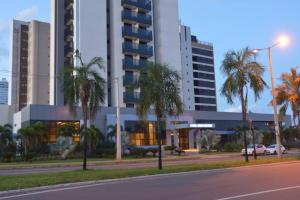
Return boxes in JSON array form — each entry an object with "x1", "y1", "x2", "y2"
[{"x1": 0, "y1": 0, "x2": 299, "y2": 115}]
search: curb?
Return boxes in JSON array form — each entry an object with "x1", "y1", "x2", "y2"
[{"x1": 1, "y1": 160, "x2": 300, "y2": 198}]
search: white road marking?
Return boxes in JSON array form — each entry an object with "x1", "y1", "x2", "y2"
[{"x1": 217, "y1": 185, "x2": 300, "y2": 200}]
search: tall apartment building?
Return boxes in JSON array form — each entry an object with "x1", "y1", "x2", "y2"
[
  {"x1": 9, "y1": 20, "x2": 50, "y2": 113},
  {"x1": 180, "y1": 25, "x2": 217, "y2": 111},
  {"x1": 0, "y1": 78, "x2": 8, "y2": 105},
  {"x1": 50, "y1": 0, "x2": 182, "y2": 108}
]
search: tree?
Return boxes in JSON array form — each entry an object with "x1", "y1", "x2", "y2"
[
  {"x1": 85, "y1": 125, "x2": 104, "y2": 152},
  {"x1": 0, "y1": 124, "x2": 13, "y2": 148},
  {"x1": 276, "y1": 67, "x2": 300, "y2": 149},
  {"x1": 59, "y1": 123, "x2": 78, "y2": 138},
  {"x1": 221, "y1": 47, "x2": 267, "y2": 162},
  {"x1": 62, "y1": 51, "x2": 106, "y2": 170},
  {"x1": 201, "y1": 130, "x2": 221, "y2": 150},
  {"x1": 132, "y1": 62, "x2": 183, "y2": 170}
]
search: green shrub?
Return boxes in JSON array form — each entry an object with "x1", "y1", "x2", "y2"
[
  {"x1": 164, "y1": 145, "x2": 176, "y2": 155},
  {"x1": 148, "y1": 148, "x2": 158, "y2": 157},
  {"x1": 95, "y1": 142, "x2": 116, "y2": 158},
  {"x1": 129, "y1": 148, "x2": 149, "y2": 157},
  {"x1": 175, "y1": 148, "x2": 185, "y2": 156},
  {"x1": 1, "y1": 151, "x2": 15, "y2": 162},
  {"x1": 224, "y1": 143, "x2": 243, "y2": 152},
  {"x1": 24, "y1": 152, "x2": 37, "y2": 162},
  {"x1": 199, "y1": 149, "x2": 210, "y2": 154}
]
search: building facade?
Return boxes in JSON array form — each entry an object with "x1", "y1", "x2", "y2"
[
  {"x1": 50, "y1": 0, "x2": 182, "y2": 108},
  {"x1": 180, "y1": 25, "x2": 217, "y2": 111},
  {"x1": 13, "y1": 104, "x2": 292, "y2": 150},
  {"x1": 9, "y1": 20, "x2": 29, "y2": 113},
  {"x1": 9, "y1": 20, "x2": 50, "y2": 113},
  {"x1": 0, "y1": 78, "x2": 8, "y2": 105}
]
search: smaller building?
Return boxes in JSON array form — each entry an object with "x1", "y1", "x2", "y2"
[
  {"x1": 0, "y1": 78, "x2": 8, "y2": 105},
  {"x1": 0, "y1": 105, "x2": 13, "y2": 126},
  {"x1": 13, "y1": 105, "x2": 291, "y2": 150}
]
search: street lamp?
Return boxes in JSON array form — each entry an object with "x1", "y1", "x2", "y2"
[{"x1": 253, "y1": 35, "x2": 290, "y2": 159}]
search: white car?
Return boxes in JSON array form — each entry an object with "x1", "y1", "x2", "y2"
[
  {"x1": 266, "y1": 144, "x2": 286, "y2": 155},
  {"x1": 241, "y1": 144, "x2": 267, "y2": 155}
]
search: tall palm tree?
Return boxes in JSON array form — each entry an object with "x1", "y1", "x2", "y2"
[
  {"x1": 62, "y1": 51, "x2": 106, "y2": 170},
  {"x1": 276, "y1": 67, "x2": 300, "y2": 147},
  {"x1": 221, "y1": 47, "x2": 267, "y2": 162},
  {"x1": 132, "y1": 62, "x2": 183, "y2": 170}
]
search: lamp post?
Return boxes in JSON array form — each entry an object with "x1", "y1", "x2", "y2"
[
  {"x1": 114, "y1": 77, "x2": 122, "y2": 161},
  {"x1": 253, "y1": 35, "x2": 289, "y2": 159}
]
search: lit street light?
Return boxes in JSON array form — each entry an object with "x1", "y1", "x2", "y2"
[{"x1": 253, "y1": 35, "x2": 290, "y2": 159}]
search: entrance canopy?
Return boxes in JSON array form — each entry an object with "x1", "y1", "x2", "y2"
[{"x1": 167, "y1": 123, "x2": 215, "y2": 130}]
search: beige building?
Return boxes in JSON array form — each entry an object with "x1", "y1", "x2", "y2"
[
  {"x1": 27, "y1": 21, "x2": 50, "y2": 105},
  {"x1": 9, "y1": 20, "x2": 50, "y2": 113}
]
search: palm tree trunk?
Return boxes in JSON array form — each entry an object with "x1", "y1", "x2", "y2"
[
  {"x1": 157, "y1": 116, "x2": 162, "y2": 170},
  {"x1": 83, "y1": 106, "x2": 88, "y2": 170},
  {"x1": 241, "y1": 94, "x2": 249, "y2": 162}
]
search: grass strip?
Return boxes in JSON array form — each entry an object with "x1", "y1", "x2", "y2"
[{"x1": 0, "y1": 157, "x2": 298, "y2": 191}]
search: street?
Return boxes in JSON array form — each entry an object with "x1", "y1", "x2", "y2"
[{"x1": 1, "y1": 161, "x2": 300, "y2": 200}]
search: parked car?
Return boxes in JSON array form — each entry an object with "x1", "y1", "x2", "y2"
[
  {"x1": 266, "y1": 144, "x2": 286, "y2": 155},
  {"x1": 241, "y1": 144, "x2": 267, "y2": 155}
]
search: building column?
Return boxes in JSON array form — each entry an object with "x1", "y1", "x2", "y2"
[
  {"x1": 188, "y1": 129, "x2": 195, "y2": 149},
  {"x1": 166, "y1": 130, "x2": 172, "y2": 146},
  {"x1": 195, "y1": 129, "x2": 201, "y2": 150},
  {"x1": 173, "y1": 129, "x2": 179, "y2": 147}
]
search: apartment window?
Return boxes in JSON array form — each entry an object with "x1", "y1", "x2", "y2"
[
  {"x1": 192, "y1": 56, "x2": 214, "y2": 64},
  {"x1": 195, "y1": 97, "x2": 216, "y2": 104},
  {"x1": 194, "y1": 89, "x2": 215, "y2": 96},
  {"x1": 194, "y1": 80, "x2": 215, "y2": 88},
  {"x1": 192, "y1": 48, "x2": 213, "y2": 57},
  {"x1": 195, "y1": 105, "x2": 217, "y2": 111},
  {"x1": 193, "y1": 72, "x2": 215, "y2": 80}
]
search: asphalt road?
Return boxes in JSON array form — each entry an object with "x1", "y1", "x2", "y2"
[
  {"x1": 1, "y1": 162, "x2": 300, "y2": 200},
  {"x1": 0, "y1": 152, "x2": 297, "y2": 176}
]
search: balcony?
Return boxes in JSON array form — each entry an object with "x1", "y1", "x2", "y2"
[
  {"x1": 123, "y1": 75, "x2": 139, "y2": 86},
  {"x1": 122, "y1": 0, "x2": 151, "y2": 12},
  {"x1": 123, "y1": 25, "x2": 152, "y2": 42},
  {"x1": 122, "y1": 10, "x2": 152, "y2": 26},
  {"x1": 123, "y1": 58, "x2": 147, "y2": 70},
  {"x1": 123, "y1": 92, "x2": 140, "y2": 103},
  {"x1": 123, "y1": 42, "x2": 153, "y2": 57}
]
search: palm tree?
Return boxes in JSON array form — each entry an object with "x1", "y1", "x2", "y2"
[
  {"x1": 0, "y1": 124, "x2": 13, "y2": 149},
  {"x1": 17, "y1": 127, "x2": 34, "y2": 154},
  {"x1": 85, "y1": 125, "x2": 104, "y2": 152},
  {"x1": 62, "y1": 51, "x2": 106, "y2": 170},
  {"x1": 276, "y1": 67, "x2": 300, "y2": 149},
  {"x1": 132, "y1": 62, "x2": 183, "y2": 170},
  {"x1": 221, "y1": 47, "x2": 267, "y2": 162}
]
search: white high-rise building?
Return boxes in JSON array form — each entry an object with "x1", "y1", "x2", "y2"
[
  {"x1": 9, "y1": 20, "x2": 50, "y2": 113},
  {"x1": 180, "y1": 25, "x2": 217, "y2": 111},
  {"x1": 50, "y1": 0, "x2": 182, "y2": 108}
]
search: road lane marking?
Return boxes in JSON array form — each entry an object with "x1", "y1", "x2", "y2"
[{"x1": 217, "y1": 185, "x2": 300, "y2": 200}]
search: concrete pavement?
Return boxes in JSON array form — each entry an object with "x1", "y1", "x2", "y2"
[{"x1": 1, "y1": 162, "x2": 300, "y2": 200}]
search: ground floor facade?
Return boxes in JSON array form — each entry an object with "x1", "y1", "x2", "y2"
[{"x1": 13, "y1": 105, "x2": 292, "y2": 150}]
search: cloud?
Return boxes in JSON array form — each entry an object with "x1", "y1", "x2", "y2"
[
  {"x1": 224, "y1": 103, "x2": 257, "y2": 113},
  {"x1": 224, "y1": 105, "x2": 242, "y2": 112},
  {"x1": 15, "y1": 5, "x2": 39, "y2": 21},
  {"x1": 0, "y1": 5, "x2": 39, "y2": 34}
]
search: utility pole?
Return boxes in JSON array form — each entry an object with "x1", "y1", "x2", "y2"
[
  {"x1": 268, "y1": 48, "x2": 282, "y2": 158},
  {"x1": 114, "y1": 77, "x2": 122, "y2": 161}
]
